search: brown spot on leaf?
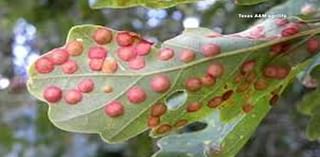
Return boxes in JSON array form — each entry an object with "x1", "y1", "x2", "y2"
[
  {"x1": 242, "y1": 103, "x2": 254, "y2": 113},
  {"x1": 245, "y1": 72, "x2": 256, "y2": 83},
  {"x1": 237, "y1": 82, "x2": 250, "y2": 93},
  {"x1": 208, "y1": 96, "x2": 223, "y2": 108},
  {"x1": 150, "y1": 103, "x2": 167, "y2": 117},
  {"x1": 222, "y1": 90, "x2": 233, "y2": 101},
  {"x1": 269, "y1": 95, "x2": 279, "y2": 106},
  {"x1": 148, "y1": 116, "x2": 160, "y2": 128},
  {"x1": 263, "y1": 65, "x2": 278, "y2": 78},
  {"x1": 186, "y1": 102, "x2": 202, "y2": 112},
  {"x1": 254, "y1": 79, "x2": 268, "y2": 90},
  {"x1": 241, "y1": 60, "x2": 256, "y2": 74},
  {"x1": 174, "y1": 119, "x2": 188, "y2": 128},
  {"x1": 156, "y1": 124, "x2": 172, "y2": 134}
]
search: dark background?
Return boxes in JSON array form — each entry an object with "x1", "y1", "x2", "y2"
[{"x1": 0, "y1": 0, "x2": 319, "y2": 156}]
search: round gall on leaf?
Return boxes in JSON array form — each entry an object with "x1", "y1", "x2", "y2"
[
  {"x1": 150, "y1": 75, "x2": 171, "y2": 93},
  {"x1": 242, "y1": 104, "x2": 254, "y2": 113},
  {"x1": 35, "y1": 57, "x2": 54, "y2": 74},
  {"x1": 208, "y1": 96, "x2": 223, "y2": 108},
  {"x1": 156, "y1": 124, "x2": 172, "y2": 134},
  {"x1": 104, "y1": 101, "x2": 124, "y2": 118},
  {"x1": 207, "y1": 63, "x2": 224, "y2": 78},
  {"x1": 116, "y1": 32, "x2": 134, "y2": 46},
  {"x1": 263, "y1": 65, "x2": 278, "y2": 78},
  {"x1": 88, "y1": 46, "x2": 107, "y2": 59},
  {"x1": 102, "y1": 58, "x2": 118, "y2": 73},
  {"x1": 200, "y1": 75, "x2": 216, "y2": 87},
  {"x1": 127, "y1": 86, "x2": 147, "y2": 104},
  {"x1": 179, "y1": 49, "x2": 195, "y2": 63},
  {"x1": 201, "y1": 43, "x2": 220, "y2": 57},
  {"x1": 50, "y1": 49, "x2": 69, "y2": 65},
  {"x1": 150, "y1": 103, "x2": 167, "y2": 117},
  {"x1": 158, "y1": 48, "x2": 174, "y2": 61},
  {"x1": 62, "y1": 60, "x2": 78, "y2": 74},
  {"x1": 148, "y1": 116, "x2": 160, "y2": 128},
  {"x1": 301, "y1": 4, "x2": 317, "y2": 15},
  {"x1": 275, "y1": 18, "x2": 288, "y2": 26},
  {"x1": 93, "y1": 28, "x2": 113, "y2": 45},
  {"x1": 186, "y1": 102, "x2": 202, "y2": 112},
  {"x1": 276, "y1": 66, "x2": 290, "y2": 80},
  {"x1": 89, "y1": 59, "x2": 104, "y2": 71},
  {"x1": 78, "y1": 79, "x2": 95, "y2": 93},
  {"x1": 66, "y1": 40, "x2": 83, "y2": 56},
  {"x1": 307, "y1": 38, "x2": 320, "y2": 54},
  {"x1": 64, "y1": 89, "x2": 83, "y2": 105},
  {"x1": 241, "y1": 60, "x2": 256, "y2": 74},
  {"x1": 43, "y1": 86, "x2": 62, "y2": 103},
  {"x1": 281, "y1": 25, "x2": 299, "y2": 37},
  {"x1": 271, "y1": 44, "x2": 283, "y2": 54},
  {"x1": 128, "y1": 56, "x2": 145, "y2": 70},
  {"x1": 254, "y1": 79, "x2": 268, "y2": 90},
  {"x1": 185, "y1": 77, "x2": 202, "y2": 92},
  {"x1": 117, "y1": 46, "x2": 136, "y2": 61},
  {"x1": 103, "y1": 85, "x2": 113, "y2": 93},
  {"x1": 135, "y1": 41, "x2": 152, "y2": 56}
]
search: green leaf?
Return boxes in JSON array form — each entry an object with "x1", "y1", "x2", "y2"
[
  {"x1": 154, "y1": 59, "x2": 307, "y2": 157},
  {"x1": 298, "y1": 56, "x2": 320, "y2": 141},
  {"x1": 298, "y1": 89, "x2": 320, "y2": 116},
  {"x1": 306, "y1": 109, "x2": 320, "y2": 140},
  {"x1": 27, "y1": 18, "x2": 320, "y2": 153},
  {"x1": 154, "y1": 97, "x2": 271, "y2": 157},
  {"x1": 235, "y1": 0, "x2": 267, "y2": 5},
  {"x1": 90, "y1": 0, "x2": 198, "y2": 9}
]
